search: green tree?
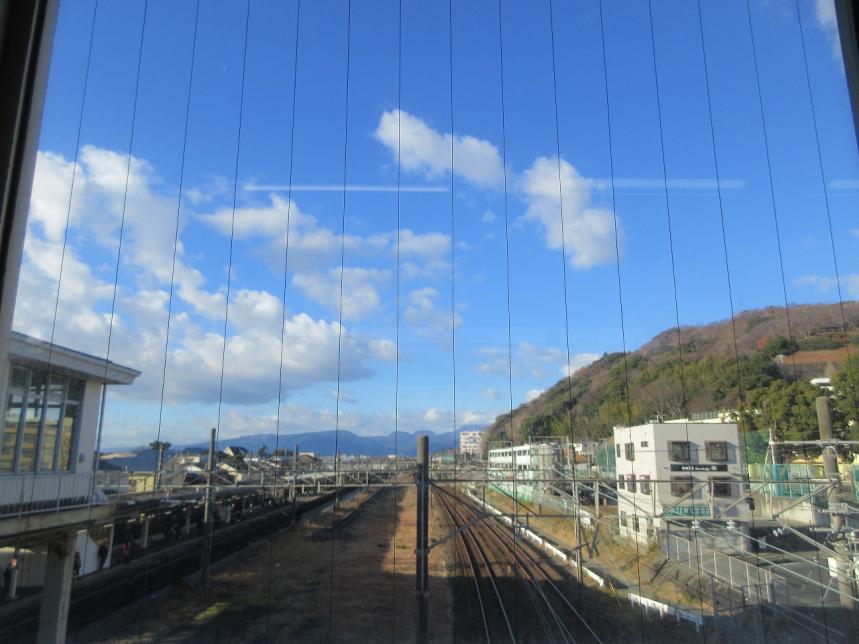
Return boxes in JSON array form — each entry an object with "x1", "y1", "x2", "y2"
[
  {"x1": 761, "y1": 335, "x2": 799, "y2": 358},
  {"x1": 831, "y1": 357, "x2": 859, "y2": 440},
  {"x1": 742, "y1": 380, "x2": 819, "y2": 453}
]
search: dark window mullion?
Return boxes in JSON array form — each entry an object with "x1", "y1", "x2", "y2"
[
  {"x1": 12, "y1": 368, "x2": 32, "y2": 474},
  {"x1": 33, "y1": 370, "x2": 50, "y2": 472},
  {"x1": 53, "y1": 376, "x2": 68, "y2": 472}
]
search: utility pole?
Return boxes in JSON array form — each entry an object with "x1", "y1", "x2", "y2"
[
  {"x1": 201, "y1": 427, "x2": 216, "y2": 595},
  {"x1": 292, "y1": 443, "x2": 299, "y2": 524},
  {"x1": 816, "y1": 396, "x2": 856, "y2": 612},
  {"x1": 415, "y1": 435, "x2": 429, "y2": 643}
]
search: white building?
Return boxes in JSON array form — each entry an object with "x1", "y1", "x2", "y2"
[
  {"x1": 613, "y1": 422, "x2": 751, "y2": 546},
  {"x1": 487, "y1": 442, "x2": 559, "y2": 482},
  {"x1": 458, "y1": 430, "x2": 483, "y2": 457}
]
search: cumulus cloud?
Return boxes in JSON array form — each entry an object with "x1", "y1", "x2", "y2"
[
  {"x1": 842, "y1": 275, "x2": 859, "y2": 298},
  {"x1": 482, "y1": 387, "x2": 502, "y2": 401},
  {"x1": 794, "y1": 274, "x2": 837, "y2": 292},
  {"x1": 16, "y1": 146, "x2": 396, "y2": 409},
  {"x1": 525, "y1": 389, "x2": 544, "y2": 403},
  {"x1": 476, "y1": 341, "x2": 599, "y2": 381},
  {"x1": 198, "y1": 194, "x2": 450, "y2": 279},
  {"x1": 375, "y1": 110, "x2": 504, "y2": 188},
  {"x1": 293, "y1": 267, "x2": 389, "y2": 321},
  {"x1": 814, "y1": 0, "x2": 841, "y2": 59},
  {"x1": 561, "y1": 353, "x2": 601, "y2": 377},
  {"x1": 520, "y1": 156, "x2": 621, "y2": 269},
  {"x1": 404, "y1": 286, "x2": 461, "y2": 340},
  {"x1": 794, "y1": 273, "x2": 859, "y2": 297}
]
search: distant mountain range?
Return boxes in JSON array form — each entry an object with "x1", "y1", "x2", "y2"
[
  {"x1": 177, "y1": 428, "x2": 462, "y2": 457},
  {"x1": 102, "y1": 427, "x2": 476, "y2": 470}
]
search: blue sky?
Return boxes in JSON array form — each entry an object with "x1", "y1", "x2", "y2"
[{"x1": 13, "y1": 0, "x2": 859, "y2": 450}]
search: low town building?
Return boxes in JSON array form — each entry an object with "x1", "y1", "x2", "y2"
[
  {"x1": 613, "y1": 421, "x2": 752, "y2": 548},
  {"x1": 458, "y1": 430, "x2": 483, "y2": 458}
]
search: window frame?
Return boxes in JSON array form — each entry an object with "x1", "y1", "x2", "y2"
[
  {"x1": 670, "y1": 476, "x2": 695, "y2": 497},
  {"x1": 624, "y1": 442, "x2": 635, "y2": 461},
  {"x1": 669, "y1": 441, "x2": 691, "y2": 463},
  {"x1": 711, "y1": 477, "x2": 733, "y2": 498},
  {"x1": 705, "y1": 441, "x2": 728, "y2": 462},
  {"x1": 640, "y1": 474, "x2": 652, "y2": 495},
  {"x1": 0, "y1": 366, "x2": 84, "y2": 475}
]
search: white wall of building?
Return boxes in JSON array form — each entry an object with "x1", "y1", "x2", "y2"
[
  {"x1": 613, "y1": 422, "x2": 751, "y2": 545},
  {"x1": 459, "y1": 431, "x2": 483, "y2": 457}
]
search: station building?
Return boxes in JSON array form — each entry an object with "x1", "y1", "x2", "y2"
[
  {"x1": 0, "y1": 332, "x2": 139, "y2": 638},
  {"x1": 613, "y1": 421, "x2": 752, "y2": 547}
]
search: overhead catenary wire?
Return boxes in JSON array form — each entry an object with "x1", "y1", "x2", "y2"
[
  {"x1": 593, "y1": 3, "x2": 649, "y2": 638},
  {"x1": 84, "y1": 0, "x2": 149, "y2": 590},
  {"x1": 543, "y1": 2, "x2": 591, "y2": 637},
  {"x1": 264, "y1": 0, "x2": 303, "y2": 639},
  {"x1": 645, "y1": 0, "x2": 710, "y2": 632},
  {"x1": 694, "y1": 0, "x2": 770, "y2": 636},
  {"x1": 207, "y1": 0, "x2": 252, "y2": 610},
  {"x1": 327, "y1": 0, "x2": 352, "y2": 640},
  {"x1": 446, "y1": 2, "x2": 464, "y2": 640},
  {"x1": 144, "y1": 0, "x2": 201, "y2": 601},
  {"x1": 792, "y1": 0, "x2": 859, "y2": 425},
  {"x1": 391, "y1": 0, "x2": 403, "y2": 638},
  {"x1": 20, "y1": 0, "x2": 98, "y2": 582},
  {"x1": 496, "y1": 0, "x2": 521, "y2": 637},
  {"x1": 546, "y1": 4, "x2": 630, "y2": 640},
  {"x1": 744, "y1": 1, "x2": 833, "y2": 636}
]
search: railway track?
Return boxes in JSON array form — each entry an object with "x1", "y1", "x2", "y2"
[{"x1": 433, "y1": 485, "x2": 602, "y2": 644}]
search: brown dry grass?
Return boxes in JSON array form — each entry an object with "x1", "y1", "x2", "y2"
[
  {"x1": 71, "y1": 487, "x2": 456, "y2": 643},
  {"x1": 483, "y1": 488, "x2": 713, "y2": 611}
]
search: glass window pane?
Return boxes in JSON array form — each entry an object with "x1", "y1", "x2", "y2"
[
  {"x1": 39, "y1": 377, "x2": 65, "y2": 471},
  {"x1": 706, "y1": 441, "x2": 727, "y2": 462},
  {"x1": 20, "y1": 371, "x2": 47, "y2": 472},
  {"x1": 67, "y1": 378, "x2": 85, "y2": 403},
  {"x1": 60, "y1": 402, "x2": 79, "y2": 471},
  {"x1": 0, "y1": 367, "x2": 27, "y2": 472}
]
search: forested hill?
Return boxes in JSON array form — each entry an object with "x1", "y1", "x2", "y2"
[{"x1": 482, "y1": 302, "x2": 859, "y2": 446}]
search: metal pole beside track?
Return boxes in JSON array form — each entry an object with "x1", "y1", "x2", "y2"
[{"x1": 416, "y1": 435, "x2": 429, "y2": 642}]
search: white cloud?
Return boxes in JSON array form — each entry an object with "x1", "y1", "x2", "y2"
[
  {"x1": 375, "y1": 110, "x2": 503, "y2": 188},
  {"x1": 843, "y1": 274, "x2": 859, "y2": 298},
  {"x1": 476, "y1": 341, "x2": 599, "y2": 381},
  {"x1": 482, "y1": 387, "x2": 502, "y2": 401},
  {"x1": 28, "y1": 147, "x2": 226, "y2": 323},
  {"x1": 404, "y1": 287, "x2": 461, "y2": 340},
  {"x1": 794, "y1": 274, "x2": 837, "y2": 291},
  {"x1": 562, "y1": 353, "x2": 601, "y2": 378},
  {"x1": 481, "y1": 210, "x2": 496, "y2": 225},
  {"x1": 293, "y1": 267, "x2": 389, "y2": 321},
  {"x1": 814, "y1": 0, "x2": 841, "y2": 59},
  {"x1": 520, "y1": 156, "x2": 621, "y2": 269},
  {"x1": 476, "y1": 346, "x2": 508, "y2": 376},
  {"x1": 17, "y1": 146, "x2": 397, "y2": 409},
  {"x1": 525, "y1": 389, "x2": 544, "y2": 403},
  {"x1": 198, "y1": 194, "x2": 450, "y2": 279},
  {"x1": 794, "y1": 273, "x2": 859, "y2": 297},
  {"x1": 424, "y1": 408, "x2": 441, "y2": 423},
  {"x1": 851, "y1": 228, "x2": 859, "y2": 239}
]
